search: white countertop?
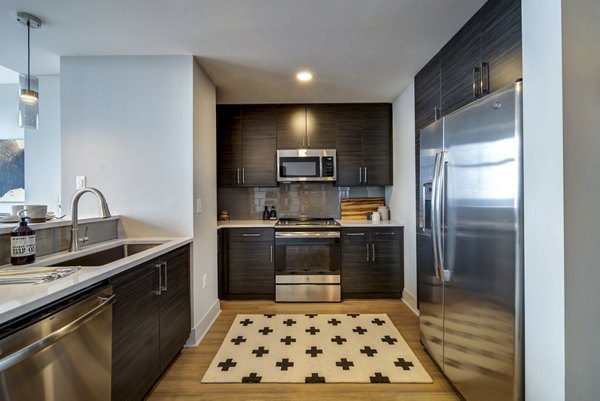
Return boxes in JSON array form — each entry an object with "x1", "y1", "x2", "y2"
[
  {"x1": 0, "y1": 215, "x2": 121, "y2": 235},
  {"x1": 216, "y1": 219, "x2": 404, "y2": 228},
  {"x1": 0, "y1": 236, "x2": 192, "y2": 325}
]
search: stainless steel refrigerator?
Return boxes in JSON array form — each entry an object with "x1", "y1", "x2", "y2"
[{"x1": 418, "y1": 81, "x2": 523, "y2": 401}]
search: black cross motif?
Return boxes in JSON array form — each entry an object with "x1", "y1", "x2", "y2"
[
  {"x1": 258, "y1": 326, "x2": 273, "y2": 335},
  {"x1": 331, "y1": 335, "x2": 347, "y2": 345},
  {"x1": 241, "y1": 373, "x2": 262, "y2": 383},
  {"x1": 394, "y1": 358, "x2": 414, "y2": 370},
  {"x1": 360, "y1": 346, "x2": 378, "y2": 357},
  {"x1": 276, "y1": 358, "x2": 295, "y2": 371},
  {"x1": 230, "y1": 336, "x2": 246, "y2": 345},
  {"x1": 305, "y1": 346, "x2": 323, "y2": 358},
  {"x1": 336, "y1": 358, "x2": 354, "y2": 371},
  {"x1": 352, "y1": 326, "x2": 368, "y2": 335},
  {"x1": 305, "y1": 313, "x2": 318, "y2": 318},
  {"x1": 370, "y1": 372, "x2": 390, "y2": 383},
  {"x1": 283, "y1": 318, "x2": 297, "y2": 326},
  {"x1": 281, "y1": 336, "x2": 297, "y2": 345},
  {"x1": 381, "y1": 335, "x2": 398, "y2": 345},
  {"x1": 252, "y1": 346, "x2": 269, "y2": 357},
  {"x1": 327, "y1": 318, "x2": 341, "y2": 326},
  {"x1": 217, "y1": 358, "x2": 237, "y2": 371},
  {"x1": 305, "y1": 326, "x2": 320, "y2": 335},
  {"x1": 263, "y1": 313, "x2": 275, "y2": 318},
  {"x1": 305, "y1": 373, "x2": 326, "y2": 383},
  {"x1": 347, "y1": 313, "x2": 360, "y2": 318},
  {"x1": 239, "y1": 318, "x2": 254, "y2": 326},
  {"x1": 371, "y1": 318, "x2": 386, "y2": 326}
]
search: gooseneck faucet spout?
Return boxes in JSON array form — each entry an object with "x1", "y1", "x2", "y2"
[{"x1": 69, "y1": 187, "x2": 111, "y2": 252}]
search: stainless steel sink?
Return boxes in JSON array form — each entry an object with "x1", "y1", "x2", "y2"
[{"x1": 52, "y1": 243, "x2": 162, "y2": 267}]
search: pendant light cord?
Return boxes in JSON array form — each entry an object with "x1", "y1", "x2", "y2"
[{"x1": 27, "y1": 20, "x2": 31, "y2": 91}]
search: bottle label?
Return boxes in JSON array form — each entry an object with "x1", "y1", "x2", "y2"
[{"x1": 11, "y1": 235, "x2": 36, "y2": 257}]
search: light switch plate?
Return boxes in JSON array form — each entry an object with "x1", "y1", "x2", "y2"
[
  {"x1": 76, "y1": 176, "x2": 86, "y2": 189},
  {"x1": 196, "y1": 198, "x2": 202, "y2": 214},
  {"x1": 202, "y1": 274, "x2": 207, "y2": 289}
]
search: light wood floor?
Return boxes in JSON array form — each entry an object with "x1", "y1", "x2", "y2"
[{"x1": 148, "y1": 299, "x2": 459, "y2": 401}]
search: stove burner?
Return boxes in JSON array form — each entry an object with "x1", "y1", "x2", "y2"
[{"x1": 276, "y1": 217, "x2": 340, "y2": 227}]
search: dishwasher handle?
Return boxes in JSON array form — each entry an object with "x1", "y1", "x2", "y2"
[{"x1": 0, "y1": 293, "x2": 116, "y2": 372}]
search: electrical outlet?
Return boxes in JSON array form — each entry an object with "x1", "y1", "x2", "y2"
[
  {"x1": 76, "y1": 176, "x2": 86, "y2": 189},
  {"x1": 196, "y1": 198, "x2": 202, "y2": 214},
  {"x1": 202, "y1": 274, "x2": 207, "y2": 290}
]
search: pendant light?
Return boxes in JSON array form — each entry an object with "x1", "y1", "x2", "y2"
[{"x1": 16, "y1": 12, "x2": 41, "y2": 105}]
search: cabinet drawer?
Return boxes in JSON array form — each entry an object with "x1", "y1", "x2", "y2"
[
  {"x1": 228, "y1": 228, "x2": 274, "y2": 242},
  {"x1": 341, "y1": 228, "x2": 369, "y2": 243},
  {"x1": 371, "y1": 227, "x2": 402, "y2": 241}
]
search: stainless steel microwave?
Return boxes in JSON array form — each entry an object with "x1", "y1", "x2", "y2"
[{"x1": 277, "y1": 149, "x2": 337, "y2": 182}]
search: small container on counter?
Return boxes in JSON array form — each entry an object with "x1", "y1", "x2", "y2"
[
  {"x1": 11, "y1": 210, "x2": 36, "y2": 265},
  {"x1": 218, "y1": 210, "x2": 230, "y2": 221},
  {"x1": 269, "y1": 206, "x2": 277, "y2": 220},
  {"x1": 377, "y1": 206, "x2": 390, "y2": 221},
  {"x1": 263, "y1": 206, "x2": 270, "y2": 220}
]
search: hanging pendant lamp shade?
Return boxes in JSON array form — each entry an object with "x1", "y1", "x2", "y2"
[{"x1": 16, "y1": 12, "x2": 41, "y2": 129}]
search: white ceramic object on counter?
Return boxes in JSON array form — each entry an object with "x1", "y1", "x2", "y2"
[
  {"x1": 377, "y1": 206, "x2": 390, "y2": 221},
  {"x1": 372, "y1": 211, "x2": 381, "y2": 223}
]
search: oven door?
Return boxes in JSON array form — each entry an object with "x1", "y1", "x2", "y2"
[{"x1": 275, "y1": 230, "x2": 340, "y2": 276}]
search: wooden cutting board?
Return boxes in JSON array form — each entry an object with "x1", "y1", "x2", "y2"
[{"x1": 340, "y1": 197, "x2": 385, "y2": 220}]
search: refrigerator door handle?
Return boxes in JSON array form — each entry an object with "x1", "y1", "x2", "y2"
[
  {"x1": 431, "y1": 152, "x2": 442, "y2": 280},
  {"x1": 437, "y1": 151, "x2": 452, "y2": 282}
]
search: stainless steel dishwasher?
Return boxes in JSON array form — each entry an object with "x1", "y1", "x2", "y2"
[{"x1": 0, "y1": 284, "x2": 115, "y2": 401}]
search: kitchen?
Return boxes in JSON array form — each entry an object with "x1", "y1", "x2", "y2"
[{"x1": 0, "y1": 1, "x2": 597, "y2": 400}]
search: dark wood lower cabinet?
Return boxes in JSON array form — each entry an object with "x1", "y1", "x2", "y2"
[
  {"x1": 341, "y1": 227, "x2": 403, "y2": 298},
  {"x1": 111, "y1": 245, "x2": 191, "y2": 401}
]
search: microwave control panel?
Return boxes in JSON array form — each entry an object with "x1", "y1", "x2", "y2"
[{"x1": 322, "y1": 156, "x2": 335, "y2": 177}]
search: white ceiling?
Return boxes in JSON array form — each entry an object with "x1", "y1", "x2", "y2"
[{"x1": 0, "y1": 0, "x2": 485, "y2": 103}]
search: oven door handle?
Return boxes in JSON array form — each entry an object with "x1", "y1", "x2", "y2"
[{"x1": 275, "y1": 231, "x2": 340, "y2": 239}]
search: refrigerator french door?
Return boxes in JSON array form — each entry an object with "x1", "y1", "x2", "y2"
[{"x1": 418, "y1": 81, "x2": 523, "y2": 401}]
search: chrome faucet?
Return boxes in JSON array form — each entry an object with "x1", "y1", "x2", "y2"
[{"x1": 69, "y1": 187, "x2": 111, "y2": 252}]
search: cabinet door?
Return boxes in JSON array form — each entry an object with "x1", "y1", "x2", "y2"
[
  {"x1": 441, "y1": 12, "x2": 482, "y2": 116},
  {"x1": 228, "y1": 241, "x2": 274, "y2": 295},
  {"x1": 341, "y1": 229, "x2": 371, "y2": 294},
  {"x1": 362, "y1": 104, "x2": 392, "y2": 186},
  {"x1": 111, "y1": 261, "x2": 161, "y2": 401},
  {"x1": 276, "y1": 104, "x2": 307, "y2": 149},
  {"x1": 415, "y1": 52, "x2": 441, "y2": 131},
  {"x1": 306, "y1": 104, "x2": 337, "y2": 149},
  {"x1": 370, "y1": 228, "x2": 403, "y2": 295},
  {"x1": 241, "y1": 105, "x2": 277, "y2": 187},
  {"x1": 335, "y1": 104, "x2": 364, "y2": 186},
  {"x1": 480, "y1": 0, "x2": 522, "y2": 93},
  {"x1": 158, "y1": 246, "x2": 191, "y2": 371},
  {"x1": 217, "y1": 105, "x2": 242, "y2": 187}
]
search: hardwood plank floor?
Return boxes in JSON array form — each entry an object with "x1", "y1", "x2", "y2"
[{"x1": 148, "y1": 299, "x2": 459, "y2": 401}]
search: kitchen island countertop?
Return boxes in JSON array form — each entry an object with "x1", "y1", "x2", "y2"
[{"x1": 217, "y1": 219, "x2": 404, "y2": 228}]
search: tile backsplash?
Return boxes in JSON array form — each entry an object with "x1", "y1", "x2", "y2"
[{"x1": 218, "y1": 183, "x2": 386, "y2": 219}]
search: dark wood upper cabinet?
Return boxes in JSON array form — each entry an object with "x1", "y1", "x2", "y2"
[
  {"x1": 414, "y1": 52, "x2": 441, "y2": 132},
  {"x1": 480, "y1": 0, "x2": 522, "y2": 93},
  {"x1": 277, "y1": 104, "x2": 337, "y2": 150},
  {"x1": 276, "y1": 104, "x2": 306, "y2": 149},
  {"x1": 217, "y1": 105, "x2": 277, "y2": 187},
  {"x1": 335, "y1": 103, "x2": 392, "y2": 186},
  {"x1": 441, "y1": 11, "x2": 482, "y2": 116},
  {"x1": 306, "y1": 104, "x2": 337, "y2": 149}
]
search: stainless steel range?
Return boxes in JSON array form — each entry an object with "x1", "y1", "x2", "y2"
[{"x1": 275, "y1": 218, "x2": 341, "y2": 302}]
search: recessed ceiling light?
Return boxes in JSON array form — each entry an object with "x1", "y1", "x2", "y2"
[{"x1": 296, "y1": 71, "x2": 313, "y2": 82}]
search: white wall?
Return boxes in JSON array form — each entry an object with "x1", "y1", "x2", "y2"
[
  {"x1": 386, "y1": 82, "x2": 418, "y2": 312},
  {"x1": 522, "y1": 1, "x2": 565, "y2": 400},
  {"x1": 0, "y1": 84, "x2": 22, "y2": 139},
  {"x1": 60, "y1": 56, "x2": 194, "y2": 236},
  {"x1": 562, "y1": 0, "x2": 600, "y2": 399},
  {"x1": 190, "y1": 60, "x2": 219, "y2": 344},
  {"x1": 24, "y1": 75, "x2": 61, "y2": 213}
]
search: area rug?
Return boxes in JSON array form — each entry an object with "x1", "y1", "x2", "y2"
[{"x1": 202, "y1": 313, "x2": 433, "y2": 384}]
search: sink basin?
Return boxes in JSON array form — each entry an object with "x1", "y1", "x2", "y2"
[{"x1": 52, "y1": 243, "x2": 163, "y2": 267}]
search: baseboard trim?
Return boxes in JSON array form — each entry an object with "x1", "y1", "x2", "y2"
[
  {"x1": 185, "y1": 299, "x2": 221, "y2": 347},
  {"x1": 402, "y1": 289, "x2": 419, "y2": 316}
]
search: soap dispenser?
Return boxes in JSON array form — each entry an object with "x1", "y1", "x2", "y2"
[
  {"x1": 263, "y1": 206, "x2": 269, "y2": 220},
  {"x1": 269, "y1": 206, "x2": 277, "y2": 220},
  {"x1": 11, "y1": 209, "x2": 36, "y2": 265}
]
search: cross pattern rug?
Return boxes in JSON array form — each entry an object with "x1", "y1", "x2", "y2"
[{"x1": 202, "y1": 313, "x2": 433, "y2": 384}]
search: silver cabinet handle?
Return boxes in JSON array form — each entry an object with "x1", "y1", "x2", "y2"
[
  {"x1": 242, "y1": 233, "x2": 261, "y2": 237},
  {"x1": 372, "y1": 243, "x2": 376, "y2": 262},
  {"x1": 375, "y1": 232, "x2": 395, "y2": 236},
  {"x1": 364, "y1": 167, "x2": 368, "y2": 183},
  {"x1": 270, "y1": 245, "x2": 273, "y2": 263},
  {"x1": 156, "y1": 263, "x2": 162, "y2": 295},
  {"x1": 481, "y1": 62, "x2": 490, "y2": 95},
  {"x1": 359, "y1": 167, "x2": 362, "y2": 184},
  {"x1": 162, "y1": 262, "x2": 168, "y2": 292},
  {"x1": 242, "y1": 168, "x2": 245, "y2": 184},
  {"x1": 346, "y1": 232, "x2": 366, "y2": 236},
  {"x1": 366, "y1": 243, "x2": 370, "y2": 262},
  {"x1": 236, "y1": 168, "x2": 240, "y2": 184},
  {"x1": 0, "y1": 293, "x2": 116, "y2": 372},
  {"x1": 302, "y1": 134, "x2": 306, "y2": 149}
]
